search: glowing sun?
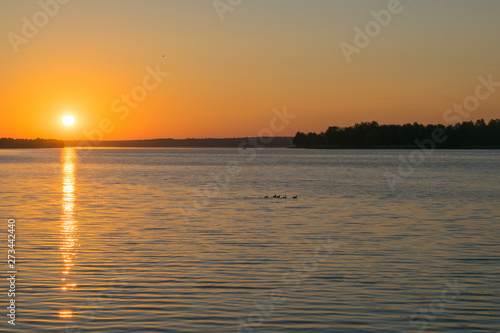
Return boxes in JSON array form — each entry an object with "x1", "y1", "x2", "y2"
[{"x1": 62, "y1": 115, "x2": 75, "y2": 127}]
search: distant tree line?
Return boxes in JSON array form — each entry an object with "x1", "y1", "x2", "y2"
[
  {"x1": 65, "y1": 137, "x2": 294, "y2": 148},
  {"x1": 0, "y1": 138, "x2": 64, "y2": 149},
  {"x1": 293, "y1": 119, "x2": 500, "y2": 149}
]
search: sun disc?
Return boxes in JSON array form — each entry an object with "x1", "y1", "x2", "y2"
[{"x1": 62, "y1": 115, "x2": 75, "y2": 127}]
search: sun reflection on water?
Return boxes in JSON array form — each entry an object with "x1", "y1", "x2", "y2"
[
  {"x1": 60, "y1": 148, "x2": 78, "y2": 319},
  {"x1": 59, "y1": 310, "x2": 73, "y2": 319}
]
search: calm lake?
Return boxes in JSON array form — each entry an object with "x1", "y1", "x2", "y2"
[{"x1": 0, "y1": 148, "x2": 499, "y2": 332}]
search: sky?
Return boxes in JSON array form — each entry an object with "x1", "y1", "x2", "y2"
[{"x1": 0, "y1": 0, "x2": 499, "y2": 140}]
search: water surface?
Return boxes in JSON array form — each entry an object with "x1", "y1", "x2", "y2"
[{"x1": 0, "y1": 148, "x2": 499, "y2": 332}]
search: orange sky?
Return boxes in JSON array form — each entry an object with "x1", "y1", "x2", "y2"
[{"x1": 0, "y1": 0, "x2": 499, "y2": 140}]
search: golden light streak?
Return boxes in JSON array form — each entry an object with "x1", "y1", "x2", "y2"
[
  {"x1": 59, "y1": 310, "x2": 73, "y2": 318},
  {"x1": 59, "y1": 148, "x2": 79, "y2": 318}
]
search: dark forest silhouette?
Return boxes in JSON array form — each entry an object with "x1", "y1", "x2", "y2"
[
  {"x1": 293, "y1": 119, "x2": 500, "y2": 149},
  {"x1": 0, "y1": 138, "x2": 64, "y2": 149},
  {"x1": 2, "y1": 120, "x2": 499, "y2": 149}
]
